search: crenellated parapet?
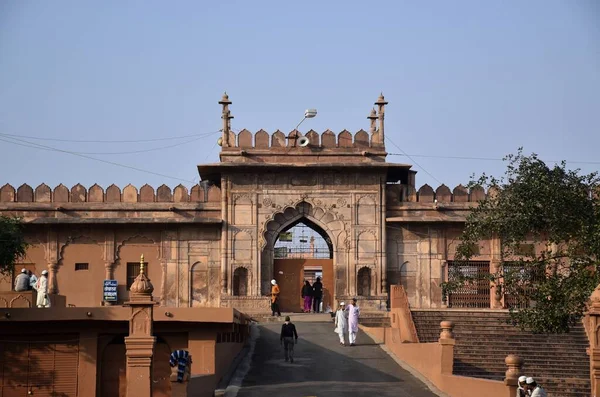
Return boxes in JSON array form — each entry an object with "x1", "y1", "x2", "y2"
[
  {"x1": 0, "y1": 183, "x2": 221, "y2": 203},
  {"x1": 216, "y1": 93, "x2": 391, "y2": 165},
  {"x1": 386, "y1": 183, "x2": 490, "y2": 204},
  {"x1": 225, "y1": 128, "x2": 381, "y2": 150}
]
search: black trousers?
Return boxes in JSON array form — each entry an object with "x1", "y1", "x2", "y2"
[
  {"x1": 271, "y1": 301, "x2": 281, "y2": 316},
  {"x1": 312, "y1": 297, "x2": 322, "y2": 313}
]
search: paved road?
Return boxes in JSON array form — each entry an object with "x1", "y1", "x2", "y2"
[{"x1": 235, "y1": 321, "x2": 440, "y2": 397}]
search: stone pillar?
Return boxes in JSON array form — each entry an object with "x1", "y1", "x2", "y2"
[
  {"x1": 47, "y1": 262, "x2": 58, "y2": 294},
  {"x1": 439, "y1": 320, "x2": 455, "y2": 374},
  {"x1": 586, "y1": 283, "x2": 600, "y2": 396},
  {"x1": 125, "y1": 254, "x2": 157, "y2": 397},
  {"x1": 504, "y1": 354, "x2": 524, "y2": 397}
]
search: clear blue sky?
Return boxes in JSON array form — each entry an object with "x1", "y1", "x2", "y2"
[{"x1": 1, "y1": 1, "x2": 598, "y2": 191}]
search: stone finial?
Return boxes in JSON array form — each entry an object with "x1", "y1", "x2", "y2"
[
  {"x1": 504, "y1": 354, "x2": 524, "y2": 385},
  {"x1": 130, "y1": 254, "x2": 154, "y2": 295},
  {"x1": 218, "y1": 92, "x2": 233, "y2": 147},
  {"x1": 590, "y1": 283, "x2": 600, "y2": 309},
  {"x1": 218, "y1": 92, "x2": 232, "y2": 105},
  {"x1": 375, "y1": 92, "x2": 388, "y2": 106},
  {"x1": 439, "y1": 320, "x2": 454, "y2": 340}
]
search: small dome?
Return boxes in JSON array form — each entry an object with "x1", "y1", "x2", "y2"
[{"x1": 130, "y1": 254, "x2": 154, "y2": 295}]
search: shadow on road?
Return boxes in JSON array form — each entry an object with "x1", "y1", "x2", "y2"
[{"x1": 237, "y1": 322, "x2": 438, "y2": 397}]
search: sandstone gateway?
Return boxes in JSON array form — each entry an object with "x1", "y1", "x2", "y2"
[
  {"x1": 0, "y1": 94, "x2": 592, "y2": 397},
  {"x1": 0, "y1": 94, "x2": 495, "y2": 312}
]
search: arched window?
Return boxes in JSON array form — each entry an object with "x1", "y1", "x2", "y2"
[
  {"x1": 233, "y1": 267, "x2": 248, "y2": 296},
  {"x1": 357, "y1": 267, "x2": 371, "y2": 297}
]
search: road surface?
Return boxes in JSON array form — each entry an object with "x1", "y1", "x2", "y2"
[{"x1": 235, "y1": 321, "x2": 441, "y2": 397}]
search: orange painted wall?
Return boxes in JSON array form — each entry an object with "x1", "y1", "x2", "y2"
[{"x1": 59, "y1": 238, "x2": 104, "y2": 306}]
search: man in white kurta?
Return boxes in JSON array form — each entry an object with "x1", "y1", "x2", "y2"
[
  {"x1": 346, "y1": 298, "x2": 360, "y2": 346},
  {"x1": 35, "y1": 270, "x2": 51, "y2": 308},
  {"x1": 334, "y1": 302, "x2": 348, "y2": 345}
]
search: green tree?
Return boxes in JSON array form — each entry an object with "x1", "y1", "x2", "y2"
[
  {"x1": 452, "y1": 149, "x2": 600, "y2": 333},
  {"x1": 0, "y1": 215, "x2": 28, "y2": 275}
]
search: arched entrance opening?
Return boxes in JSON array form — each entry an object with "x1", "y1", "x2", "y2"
[{"x1": 261, "y1": 201, "x2": 336, "y2": 312}]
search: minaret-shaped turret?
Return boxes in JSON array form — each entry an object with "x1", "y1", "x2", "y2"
[
  {"x1": 368, "y1": 107, "x2": 378, "y2": 144},
  {"x1": 374, "y1": 93, "x2": 388, "y2": 146},
  {"x1": 219, "y1": 92, "x2": 234, "y2": 147}
]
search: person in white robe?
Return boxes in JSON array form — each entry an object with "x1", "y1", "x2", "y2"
[
  {"x1": 334, "y1": 302, "x2": 348, "y2": 345},
  {"x1": 346, "y1": 298, "x2": 360, "y2": 346},
  {"x1": 35, "y1": 270, "x2": 51, "y2": 308}
]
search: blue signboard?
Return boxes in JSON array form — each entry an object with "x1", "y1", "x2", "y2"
[{"x1": 103, "y1": 280, "x2": 118, "y2": 302}]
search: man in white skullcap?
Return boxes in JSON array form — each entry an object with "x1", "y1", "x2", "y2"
[
  {"x1": 35, "y1": 270, "x2": 51, "y2": 308},
  {"x1": 525, "y1": 377, "x2": 547, "y2": 397},
  {"x1": 14, "y1": 268, "x2": 29, "y2": 292},
  {"x1": 334, "y1": 302, "x2": 348, "y2": 345},
  {"x1": 516, "y1": 375, "x2": 527, "y2": 397},
  {"x1": 270, "y1": 279, "x2": 281, "y2": 317}
]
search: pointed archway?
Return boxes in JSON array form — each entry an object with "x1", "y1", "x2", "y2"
[{"x1": 260, "y1": 201, "x2": 348, "y2": 311}]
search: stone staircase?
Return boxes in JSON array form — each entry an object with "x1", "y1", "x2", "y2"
[{"x1": 411, "y1": 310, "x2": 590, "y2": 397}]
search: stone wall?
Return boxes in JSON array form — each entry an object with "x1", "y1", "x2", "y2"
[
  {"x1": 0, "y1": 224, "x2": 222, "y2": 308},
  {"x1": 386, "y1": 183, "x2": 491, "y2": 203},
  {"x1": 0, "y1": 183, "x2": 221, "y2": 203}
]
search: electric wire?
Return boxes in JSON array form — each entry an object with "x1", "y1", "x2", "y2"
[
  {"x1": 384, "y1": 136, "x2": 444, "y2": 185},
  {"x1": 0, "y1": 136, "x2": 196, "y2": 183},
  {"x1": 0, "y1": 130, "x2": 221, "y2": 143},
  {"x1": 387, "y1": 152, "x2": 600, "y2": 166}
]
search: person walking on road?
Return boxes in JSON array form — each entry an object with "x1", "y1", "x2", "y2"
[
  {"x1": 270, "y1": 279, "x2": 281, "y2": 317},
  {"x1": 312, "y1": 277, "x2": 323, "y2": 313},
  {"x1": 334, "y1": 302, "x2": 348, "y2": 346},
  {"x1": 346, "y1": 298, "x2": 360, "y2": 346},
  {"x1": 280, "y1": 316, "x2": 298, "y2": 363},
  {"x1": 301, "y1": 280, "x2": 313, "y2": 313}
]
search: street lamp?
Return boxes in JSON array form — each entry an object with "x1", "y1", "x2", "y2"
[{"x1": 295, "y1": 108, "x2": 318, "y2": 131}]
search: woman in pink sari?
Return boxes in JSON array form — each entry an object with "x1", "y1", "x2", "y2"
[{"x1": 301, "y1": 280, "x2": 313, "y2": 313}]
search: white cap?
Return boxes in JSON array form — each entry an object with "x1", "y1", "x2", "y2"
[
  {"x1": 340, "y1": 302, "x2": 345, "y2": 306},
  {"x1": 41, "y1": 270, "x2": 49, "y2": 276},
  {"x1": 271, "y1": 279, "x2": 276, "y2": 285},
  {"x1": 21, "y1": 268, "x2": 27, "y2": 273},
  {"x1": 518, "y1": 376, "x2": 527, "y2": 383},
  {"x1": 526, "y1": 377, "x2": 535, "y2": 384}
]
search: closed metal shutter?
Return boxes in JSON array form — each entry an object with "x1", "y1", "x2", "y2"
[{"x1": 0, "y1": 336, "x2": 79, "y2": 397}]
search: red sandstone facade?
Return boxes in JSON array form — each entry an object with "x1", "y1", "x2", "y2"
[{"x1": 0, "y1": 94, "x2": 511, "y2": 312}]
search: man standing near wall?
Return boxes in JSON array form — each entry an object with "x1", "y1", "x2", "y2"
[
  {"x1": 312, "y1": 277, "x2": 323, "y2": 313},
  {"x1": 35, "y1": 270, "x2": 50, "y2": 308},
  {"x1": 271, "y1": 279, "x2": 281, "y2": 317}
]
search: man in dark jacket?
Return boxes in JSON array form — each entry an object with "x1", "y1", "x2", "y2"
[
  {"x1": 280, "y1": 316, "x2": 298, "y2": 362},
  {"x1": 312, "y1": 277, "x2": 323, "y2": 313}
]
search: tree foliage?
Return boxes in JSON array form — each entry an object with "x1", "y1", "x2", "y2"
[
  {"x1": 0, "y1": 215, "x2": 28, "y2": 275},
  {"x1": 452, "y1": 149, "x2": 600, "y2": 333}
]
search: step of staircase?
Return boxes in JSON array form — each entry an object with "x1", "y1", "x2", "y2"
[{"x1": 411, "y1": 310, "x2": 591, "y2": 397}]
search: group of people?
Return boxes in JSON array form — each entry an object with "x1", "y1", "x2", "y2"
[
  {"x1": 517, "y1": 376, "x2": 547, "y2": 397},
  {"x1": 14, "y1": 268, "x2": 51, "y2": 308},
  {"x1": 301, "y1": 277, "x2": 323, "y2": 313},
  {"x1": 333, "y1": 298, "x2": 360, "y2": 346},
  {"x1": 277, "y1": 297, "x2": 361, "y2": 363}
]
